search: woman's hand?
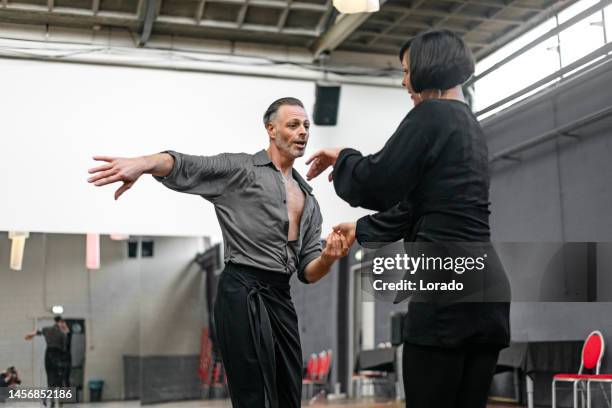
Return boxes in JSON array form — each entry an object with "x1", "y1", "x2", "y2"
[
  {"x1": 305, "y1": 148, "x2": 343, "y2": 181},
  {"x1": 333, "y1": 221, "x2": 357, "y2": 248}
]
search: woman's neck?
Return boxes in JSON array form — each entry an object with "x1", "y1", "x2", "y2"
[
  {"x1": 441, "y1": 86, "x2": 465, "y2": 102},
  {"x1": 420, "y1": 86, "x2": 466, "y2": 103}
]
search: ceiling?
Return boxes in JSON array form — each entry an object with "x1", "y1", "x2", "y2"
[{"x1": 0, "y1": 0, "x2": 578, "y2": 62}]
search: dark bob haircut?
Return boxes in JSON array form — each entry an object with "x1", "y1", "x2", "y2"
[{"x1": 399, "y1": 29, "x2": 475, "y2": 93}]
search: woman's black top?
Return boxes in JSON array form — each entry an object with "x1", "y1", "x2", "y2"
[{"x1": 333, "y1": 99, "x2": 510, "y2": 348}]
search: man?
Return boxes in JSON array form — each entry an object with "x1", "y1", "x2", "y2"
[
  {"x1": 25, "y1": 316, "x2": 71, "y2": 406},
  {"x1": 87, "y1": 97, "x2": 348, "y2": 408},
  {"x1": 0, "y1": 367, "x2": 20, "y2": 403},
  {"x1": 0, "y1": 366, "x2": 21, "y2": 387}
]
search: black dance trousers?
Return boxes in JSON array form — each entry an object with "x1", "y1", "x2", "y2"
[
  {"x1": 402, "y1": 342, "x2": 501, "y2": 408},
  {"x1": 213, "y1": 263, "x2": 302, "y2": 408},
  {"x1": 44, "y1": 348, "x2": 68, "y2": 388}
]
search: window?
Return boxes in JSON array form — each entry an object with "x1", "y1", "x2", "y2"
[{"x1": 473, "y1": 0, "x2": 610, "y2": 118}]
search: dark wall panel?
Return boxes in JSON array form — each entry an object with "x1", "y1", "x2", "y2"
[{"x1": 482, "y1": 58, "x2": 612, "y2": 385}]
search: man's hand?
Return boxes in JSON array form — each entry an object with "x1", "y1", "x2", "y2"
[
  {"x1": 303, "y1": 231, "x2": 350, "y2": 284},
  {"x1": 88, "y1": 153, "x2": 173, "y2": 200},
  {"x1": 24, "y1": 333, "x2": 35, "y2": 341},
  {"x1": 334, "y1": 221, "x2": 356, "y2": 248},
  {"x1": 305, "y1": 148, "x2": 343, "y2": 181},
  {"x1": 321, "y1": 231, "x2": 350, "y2": 264},
  {"x1": 88, "y1": 156, "x2": 148, "y2": 200}
]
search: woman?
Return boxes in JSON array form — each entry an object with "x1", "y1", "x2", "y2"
[{"x1": 306, "y1": 29, "x2": 510, "y2": 408}]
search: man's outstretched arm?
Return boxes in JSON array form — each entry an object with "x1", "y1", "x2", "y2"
[{"x1": 88, "y1": 153, "x2": 174, "y2": 200}]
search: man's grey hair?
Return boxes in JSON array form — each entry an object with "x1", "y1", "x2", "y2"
[{"x1": 263, "y1": 97, "x2": 305, "y2": 126}]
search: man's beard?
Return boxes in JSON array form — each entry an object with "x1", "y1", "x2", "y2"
[{"x1": 275, "y1": 130, "x2": 304, "y2": 158}]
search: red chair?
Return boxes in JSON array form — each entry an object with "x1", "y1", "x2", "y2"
[
  {"x1": 553, "y1": 331, "x2": 605, "y2": 408},
  {"x1": 302, "y1": 353, "x2": 319, "y2": 398},
  {"x1": 307, "y1": 350, "x2": 333, "y2": 404},
  {"x1": 585, "y1": 332, "x2": 611, "y2": 408},
  {"x1": 307, "y1": 353, "x2": 319, "y2": 380},
  {"x1": 587, "y1": 375, "x2": 612, "y2": 408},
  {"x1": 317, "y1": 350, "x2": 332, "y2": 384}
]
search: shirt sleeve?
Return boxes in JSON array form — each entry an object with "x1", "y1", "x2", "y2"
[
  {"x1": 297, "y1": 200, "x2": 323, "y2": 284},
  {"x1": 332, "y1": 105, "x2": 434, "y2": 211},
  {"x1": 154, "y1": 150, "x2": 246, "y2": 202},
  {"x1": 356, "y1": 200, "x2": 414, "y2": 247}
]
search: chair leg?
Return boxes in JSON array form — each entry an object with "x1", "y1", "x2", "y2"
[
  {"x1": 602, "y1": 382, "x2": 612, "y2": 408},
  {"x1": 552, "y1": 379, "x2": 557, "y2": 408},
  {"x1": 574, "y1": 381, "x2": 579, "y2": 408}
]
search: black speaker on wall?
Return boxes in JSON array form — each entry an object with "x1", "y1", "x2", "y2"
[{"x1": 313, "y1": 84, "x2": 341, "y2": 126}]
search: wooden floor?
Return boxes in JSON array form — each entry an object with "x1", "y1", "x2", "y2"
[
  {"x1": 2, "y1": 399, "x2": 523, "y2": 408},
  {"x1": 305, "y1": 399, "x2": 520, "y2": 407}
]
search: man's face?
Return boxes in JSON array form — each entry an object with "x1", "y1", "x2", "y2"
[{"x1": 267, "y1": 105, "x2": 310, "y2": 159}]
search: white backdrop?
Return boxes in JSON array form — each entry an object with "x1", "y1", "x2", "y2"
[{"x1": 0, "y1": 58, "x2": 410, "y2": 239}]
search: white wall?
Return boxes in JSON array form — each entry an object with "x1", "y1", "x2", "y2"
[{"x1": 0, "y1": 58, "x2": 409, "y2": 238}]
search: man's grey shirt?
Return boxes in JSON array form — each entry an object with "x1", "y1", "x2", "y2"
[
  {"x1": 155, "y1": 149, "x2": 323, "y2": 283},
  {"x1": 38, "y1": 325, "x2": 67, "y2": 350}
]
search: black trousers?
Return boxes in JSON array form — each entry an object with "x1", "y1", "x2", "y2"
[
  {"x1": 213, "y1": 263, "x2": 302, "y2": 408},
  {"x1": 44, "y1": 349, "x2": 68, "y2": 388},
  {"x1": 402, "y1": 342, "x2": 500, "y2": 408}
]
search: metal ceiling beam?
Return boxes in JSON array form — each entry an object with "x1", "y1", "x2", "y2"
[
  {"x1": 311, "y1": 0, "x2": 389, "y2": 60},
  {"x1": 0, "y1": 5, "x2": 139, "y2": 27},
  {"x1": 340, "y1": 41, "x2": 400, "y2": 54},
  {"x1": 366, "y1": 18, "x2": 430, "y2": 30},
  {"x1": 364, "y1": 19, "x2": 481, "y2": 34},
  {"x1": 459, "y1": 0, "x2": 521, "y2": 47},
  {"x1": 358, "y1": 30, "x2": 490, "y2": 47},
  {"x1": 277, "y1": 0, "x2": 292, "y2": 32},
  {"x1": 315, "y1": 0, "x2": 333, "y2": 35},
  {"x1": 368, "y1": 0, "x2": 426, "y2": 44},
  {"x1": 156, "y1": 14, "x2": 318, "y2": 36},
  {"x1": 364, "y1": 18, "x2": 505, "y2": 34},
  {"x1": 195, "y1": 0, "x2": 206, "y2": 23},
  {"x1": 443, "y1": 0, "x2": 546, "y2": 12},
  {"x1": 236, "y1": 0, "x2": 249, "y2": 28},
  {"x1": 138, "y1": 0, "x2": 159, "y2": 46},
  {"x1": 431, "y1": 0, "x2": 472, "y2": 30},
  {"x1": 203, "y1": 0, "x2": 327, "y2": 12},
  {"x1": 384, "y1": 5, "x2": 524, "y2": 26}
]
